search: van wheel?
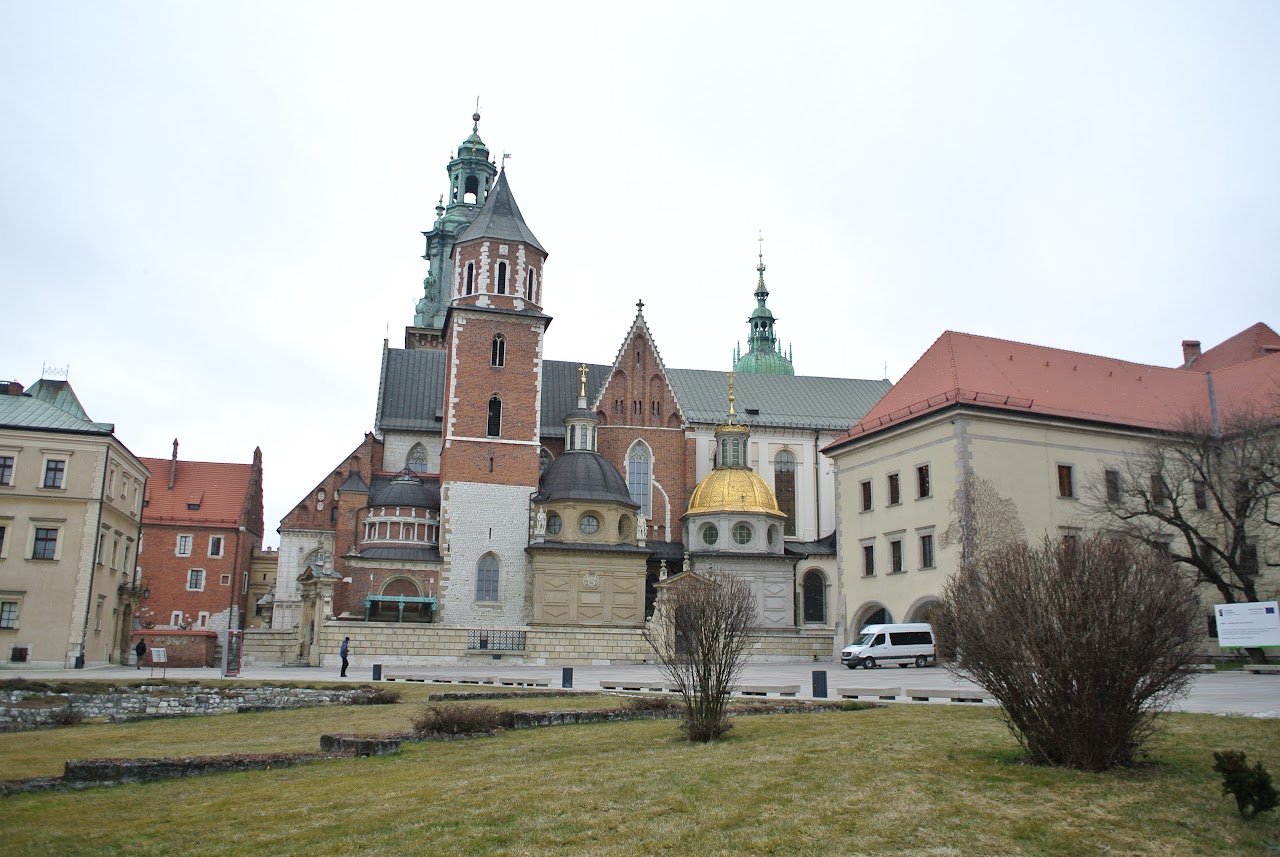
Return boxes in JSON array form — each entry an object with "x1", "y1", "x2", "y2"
[
  {"x1": 915, "y1": 655, "x2": 928, "y2": 668},
  {"x1": 862, "y1": 657, "x2": 876, "y2": 669},
  {"x1": 898, "y1": 663, "x2": 907, "y2": 668},
  {"x1": 845, "y1": 662, "x2": 858, "y2": 670}
]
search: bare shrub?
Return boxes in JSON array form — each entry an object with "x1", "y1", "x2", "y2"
[
  {"x1": 626, "y1": 695, "x2": 678, "y2": 713},
  {"x1": 48, "y1": 704, "x2": 84, "y2": 727},
  {"x1": 352, "y1": 687, "x2": 402, "y2": 706},
  {"x1": 934, "y1": 533, "x2": 1201, "y2": 771},
  {"x1": 643, "y1": 570, "x2": 758, "y2": 742},
  {"x1": 410, "y1": 703, "x2": 514, "y2": 737}
]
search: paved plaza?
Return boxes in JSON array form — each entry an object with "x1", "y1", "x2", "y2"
[{"x1": 13, "y1": 659, "x2": 1279, "y2": 718}]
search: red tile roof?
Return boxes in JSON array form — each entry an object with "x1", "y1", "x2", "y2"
[
  {"x1": 1183, "y1": 322, "x2": 1280, "y2": 372},
  {"x1": 141, "y1": 457, "x2": 255, "y2": 527},
  {"x1": 826, "y1": 325, "x2": 1280, "y2": 452}
]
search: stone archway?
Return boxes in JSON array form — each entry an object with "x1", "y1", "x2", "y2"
[{"x1": 905, "y1": 596, "x2": 942, "y2": 624}]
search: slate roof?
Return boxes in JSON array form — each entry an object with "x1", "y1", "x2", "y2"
[
  {"x1": 454, "y1": 170, "x2": 547, "y2": 254},
  {"x1": 353, "y1": 545, "x2": 443, "y2": 563},
  {"x1": 667, "y1": 369, "x2": 892, "y2": 430},
  {"x1": 376, "y1": 348, "x2": 447, "y2": 432},
  {"x1": 535, "y1": 450, "x2": 637, "y2": 506},
  {"x1": 785, "y1": 532, "x2": 837, "y2": 557},
  {"x1": 826, "y1": 327, "x2": 1280, "y2": 452},
  {"x1": 140, "y1": 457, "x2": 254, "y2": 527},
  {"x1": 540, "y1": 360, "x2": 610, "y2": 438},
  {"x1": 368, "y1": 473, "x2": 441, "y2": 509}
]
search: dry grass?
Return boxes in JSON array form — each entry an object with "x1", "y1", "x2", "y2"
[{"x1": 1, "y1": 703, "x2": 1278, "y2": 855}]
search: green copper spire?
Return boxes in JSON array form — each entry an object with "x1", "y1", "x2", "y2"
[{"x1": 732, "y1": 235, "x2": 794, "y2": 376}]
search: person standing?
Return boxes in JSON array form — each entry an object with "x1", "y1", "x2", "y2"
[
  {"x1": 134, "y1": 638, "x2": 147, "y2": 670},
  {"x1": 339, "y1": 636, "x2": 350, "y2": 678}
]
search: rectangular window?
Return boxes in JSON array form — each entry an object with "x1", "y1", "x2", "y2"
[
  {"x1": 171, "y1": 611, "x2": 184, "y2": 626},
  {"x1": 889, "y1": 539, "x2": 904, "y2": 573},
  {"x1": 220, "y1": 573, "x2": 231, "y2": 586},
  {"x1": 1193, "y1": 480, "x2": 1207, "y2": 510},
  {"x1": 916, "y1": 464, "x2": 931, "y2": 499},
  {"x1": 97, "y1": 532, "x2": 106, "y2": 564},
  {"x1": 110, "y1": 539, "x2": 119, "y2": 570},
  {"x1": 1105, "y1": 469, "x2": 1121, "y2": 503},
  {"x1": 0, "y1": 601, "x2": 17, "y2": 629},
  {"x1": 43, "y1": 459, "x2": 65, "y2": 489},
  {"x1": 176, "y1": 534, "x2": 192, "y2": 557},
  {"x1": 209, "y1": 535, "x2": 225, "y2": 558},
  {"x1": 0, "y1": 525, "x2": 5, "y2": 557},
  {"x1": 197, "y1": 612, "x2": 210, "y2": 628},
  {"x1": 920, "y1": 533, "x2": 935, "y2": 569},
  {"x1": 887, "y1": 473, "x2": 901, "y2": 506},
  {"x1": 1151, "y1": 475, "x2": 1167, "y2": 506},
  {"x1": 186, "y1": 569, "x2": 205, "y2": 591},
  {"x1": 1057, "y1": 465, "x2": 1074, "y2": 498},
  {"x1": 0, "y1": 456, "x2": 13, "y2": 486},
  {"x1": 860, "y1": 480, "x2": 872, "y2": 512},
  {"x1": 862, "y1": 543, "x2": 875, "y2": 577},
  {"x1": 32, "y1": 528, "x2": 57, "y2": 560}
]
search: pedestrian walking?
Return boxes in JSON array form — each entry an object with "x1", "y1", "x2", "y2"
[
  {"x1": 340, "y1": 636, "x2": 350, "y2": 677},
  {"x1": 134, "y1": 638, "x2": 146, "y2": 670}
]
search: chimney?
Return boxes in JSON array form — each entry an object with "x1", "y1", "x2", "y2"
[
  {"x1": 169, "y1": 438, "x2": 179, "y2": 490},
  {"x1": 1181, "y1": 340, "x2": 1201, "y2": 368},
  {"x1": 0, "y1": 381, "x2": 24, "y2": 396}
]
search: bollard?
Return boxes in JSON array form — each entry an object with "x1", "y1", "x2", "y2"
[
  {"x1": 562, "y1": 666, "x2": 573, "y2": 689},
  {"x1": 812, "y1": 670, "x2": 828, "y2": 698},
  {"x1": 372, "y1": 663, "x2": 383, "y2": 681}
]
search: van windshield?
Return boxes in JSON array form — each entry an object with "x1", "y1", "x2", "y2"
[{"x1": 859, "y1": 633, "x2": 877, "y2": 647}]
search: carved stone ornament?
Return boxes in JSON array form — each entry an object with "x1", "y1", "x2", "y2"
[{"x1": 582, "y1": 572, "x2": 601, "y2": 591}]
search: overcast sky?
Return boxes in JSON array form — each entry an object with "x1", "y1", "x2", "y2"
[{"x1": 3, "y1": 2, "x2": 1277, "y2": 546}]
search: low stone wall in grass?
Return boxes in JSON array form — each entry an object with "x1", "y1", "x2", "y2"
[{"x1": 0, "y1": 685, "x2": 377, "y2": 732}]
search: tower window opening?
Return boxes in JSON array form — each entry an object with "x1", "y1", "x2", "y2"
[
  {"x1": 464, "y1": 175, "x2": 479, "y2": 204},
  {"x1": 487, "y1": 396, "x2": 502, "y2": 437},
  {"x1": 465, "y1": 262, "x2": 474, "y2": 295},
  {"x1": 491, "y1": 335, "x2": 506, "y2": 367},
  {"x1": 526, "y1": 268, "x2": 536, "y2": 300},
  {"x1": 496, "y1": 262, "x2": 507, "y2": 294}
]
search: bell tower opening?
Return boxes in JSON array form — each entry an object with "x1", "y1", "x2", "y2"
[{"x1": 464, "y1": 175, "x2": 480, "y2": 204}]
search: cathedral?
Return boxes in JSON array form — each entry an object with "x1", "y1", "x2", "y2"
[{"x1": 265, "y1": 115, "x2": 890, "y2": 667}]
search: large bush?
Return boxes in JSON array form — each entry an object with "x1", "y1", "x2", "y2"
[{"x1": 933, "y1": 533, "x2": 1201, "y2": 771}]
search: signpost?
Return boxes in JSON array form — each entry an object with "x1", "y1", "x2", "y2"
[
  {"x1": 1214, "y1": 602, "x2": 1280, "y2": 649},
  {"x1": 149, "y1": 646, "x2": 168, "y2": 678}
]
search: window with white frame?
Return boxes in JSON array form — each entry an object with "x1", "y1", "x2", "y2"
[
  {"x1": 220, "y1": 574, "x2": 231, "y2": 586},
  {"x1": 187, "y1": 568, "x2": 205, "y2": 591},
  {"x1": 209, "y1": 535, "x2": 224, "y2": 558},
  {"x1": 0, "y1": 524, "x2": 7, "y2": 558},
  {"x1": 197, "y1": 612, "x2": 210, "y2": 628},
  {"x1": 0, "y1": 600, "x2": 18, "y2": 629},
  {"x1": 861, "y1": 539, "x2": 875, "y2": 576},
  {"x1": 42, "y1": 459, "x2": 66, "y2": 489},
  {"x1": 1057, "y1": 465, "x2": 1075, "y2": 498},
  {"x1": 177, "y1": 534, "x2": 192, "y2": 557},
  {"x1": 627, "y1": 443, "x2": 652, "y2": 517},
  {"x1": 916, "y1": 464, "x2": 931, "y2": 499},
  {"x1": 889, "y1": 537, "x2": 905, "y2": 573},
  {"x1": 887, "y1": 473, "x2": 901, "y2": 506},
  {"x1": 0, "y1": 455, "x2": 13, "y2": 486},
  {"x1": 170, "y1": 611, "x2": 184, "y2": 626},
  {"x1": 860, "y1": 480, "x2": 872, "y2": 512},
  {"x1": 919, "y1": 531, "x2": 936, "y2": 569},
  {"x1": 32, "y1": 527, "x2": 58, "y2": 560}
]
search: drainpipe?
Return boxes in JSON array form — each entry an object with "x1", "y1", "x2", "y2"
[
  {"x1": 77, "y1": 448, "x2": 112, "y2": 668},
  {"x1": 1206, "y1": 372, "x2": 1220, "y2": 438},
  {"x1": 813, "y1": 431, "x2": 822, "y2": 539}
]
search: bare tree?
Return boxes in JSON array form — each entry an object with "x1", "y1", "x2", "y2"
[
  {"x1": 934, "y1": 533, "x2": 1202, "y2": 771},
  {"x1": 940, "y1": 468, "x2": 1026, "y2": 565},
  {"x1": 643, "y1": 570, "x2": 758, "y2": 742},
  {"x1": 1090, "y1": 405, "x2": 1280, "y2": 662}
]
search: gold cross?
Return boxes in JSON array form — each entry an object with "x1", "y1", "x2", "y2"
[{"x1": 578, "y1": 364, "x2": 589, "y2": 398}]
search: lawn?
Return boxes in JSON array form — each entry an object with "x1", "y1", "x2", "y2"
[{"x1": 1, "y1": 693, "x2": 1278, "y2": 856}]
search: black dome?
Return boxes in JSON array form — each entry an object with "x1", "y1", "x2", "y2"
[
  {"x1": 369, "y1": 473, "x2": 438, "y2": 508},
  {"x1": 536, "y1": 451, "x2": 637, "y2": 507}
]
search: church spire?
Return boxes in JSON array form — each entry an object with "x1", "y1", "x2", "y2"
[{"x1": 732, "y1": 234, "x2": 795, "y2": 376}]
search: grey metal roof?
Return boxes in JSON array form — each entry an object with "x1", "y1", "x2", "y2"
[
  {"x1": 785, "y1": 532, "x2": 837, "y2": 557},
  {"x1": 368, "y1": 474, "x2": 440, "y2": 510},
  {"x1": 540, "y1": 360, "x2": 610, "y2": 438},
  {"x1": 26, "y1": 379, "x2": 92, "y2": 421},
  {"x1": 0, "y1": 391, "x2": 113, "y2": 434},
  {"x1": 354, "y1": 546, "x2": 443, "y2": 563},
  {"x1": 534, "y1": 450, "x2": 636, "y2": 506},
  {"x1": 667, "y1": 369, "x2": 892, "y2": 431},
  {"x1": 376, "y1": 348, "x2": 447, "y2": 433},
  {"x1": 454, "y1": 170, "x2": 547, "y2": 254},
  {"x1": 339, "y1": 472, "x2": 370, "y2": 493}
]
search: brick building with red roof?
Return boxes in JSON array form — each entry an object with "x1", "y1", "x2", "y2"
[
  {"x1": 824, "y1": 323, "x2": 1280, "y2": 652},
  {"x1": 137, "y1": 441, "x2": 264, "y2": 634}
]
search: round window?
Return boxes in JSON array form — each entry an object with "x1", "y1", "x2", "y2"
[
  {"x1": 702, "y1": 524, "x2": 719, "y2": 546},
  {"x1": 546, "y1": 513, "x2": 562, "y2": 536},
  {"x1": 579, "y1": 514, "x2": 600, "y2": 535},
  {"x1": 733, "y1": 523, "x2": 753, "y2": 545},
  {"x1": 766, "y1": 526, "x2": 776, "y2": 546},
  {"x1": 618, "y1": 515, "x2": 632, "y2": 539}
]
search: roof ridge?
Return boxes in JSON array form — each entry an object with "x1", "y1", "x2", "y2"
[{"x1": 943, "y1": 329, "x2": 1200, "y2": 373}]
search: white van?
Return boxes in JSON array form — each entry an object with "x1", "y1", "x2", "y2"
[{"x1": 841, "y1": 623, "x2": 935, "y2": 669}]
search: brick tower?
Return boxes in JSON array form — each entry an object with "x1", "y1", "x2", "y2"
[{"x1": 436, "y1": 168, "x2": 550, "y2": 625}]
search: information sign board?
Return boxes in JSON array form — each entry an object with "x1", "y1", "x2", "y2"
[{"x1": 1215, "y1": 602, "x2": 1280, "y2": 648}]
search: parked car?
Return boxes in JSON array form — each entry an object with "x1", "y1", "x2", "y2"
[{"x1": 841, "y1": 623, "x2": 935, "y2": 669}]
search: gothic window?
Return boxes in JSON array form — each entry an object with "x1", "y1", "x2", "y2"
[
  {"x1": 407, "y1": 443, "x2": 429, "y2": 473},
  {"x1": 487, "y1": 396, "x2": 502, "y2": 437},
  {"x1": 465, "y1": 262, "x2": 474, "y2": 296},
  {"x1": 802, "y1": 570, "x2": 826, "y2": 624},
  {"x1": 475, "y1": 553, "x2": 499, "y2": 601},
  {"x1": 491, "y1": 335, "x2": 506, "y2": 367},
  {"x1": 526, "y1": 267, "x2": 536, "y2": 300},
  {"x1": 496, "y1": 261, "x2": 507, "y2": 294},
  {"x1": 774, "y1": 450, "x2": 797, "y2": 537},
  {"x1": 627, "y1": 442, "x2": 652, "y2": 517}
]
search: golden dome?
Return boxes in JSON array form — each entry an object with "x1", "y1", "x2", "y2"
[{"x1": 686, "y1": 468, "x2": 783, "y2": 517}]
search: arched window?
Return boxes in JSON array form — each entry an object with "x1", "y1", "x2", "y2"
[
  {"x1": 464, "y1": 175, "x2": 480, "y2": 204},
  {"x1": 487, "y1": 397, "x2": 502, "y2": 437},
  {"x1": 496, "y1": 261, "x2": 507, "y2": 294},
  {"x1": 539, "y1": 448, "x2": 554, "y2": 474},
  {"x1": 627, "y1": 442, "x2": 652, "y2": 517},
  {"x1": 802, "y1": 570, "x2": 826, "y2": 624},
  {"x1": 491, "y1": 335, "x2": 505, "y2": 367},
  {"x1": 475, "y1": 553, "x2": 499, "y2": 601},
  {"x1": 525, "y1": 267, "x2": 536, "y2": 300},
  {"x1": 774, "y1": 450, "x2": 797, "y2": 537},
  {"x1": 465, "y1": 262, "x2": 474, "y2": 296},
  {"x1": 407, "y1": 443, "x2": 430, "y2": 473}
]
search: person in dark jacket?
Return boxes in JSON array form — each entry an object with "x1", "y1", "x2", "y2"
[
  {"x1": 134, "y1": 638, "x2": 147, "y2": 670},
  {"x1": 340, "y1": 636, "x2": 350, "y2": 677}
]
